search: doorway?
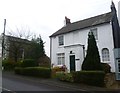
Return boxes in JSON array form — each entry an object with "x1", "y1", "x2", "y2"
[{"x1": 70, "y1": 55, "x2": 75, "y2": 72}]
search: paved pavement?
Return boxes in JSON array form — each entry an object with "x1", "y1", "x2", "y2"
[{"x1": 2, "y1": 71, "x2": 120, "y2": 92}]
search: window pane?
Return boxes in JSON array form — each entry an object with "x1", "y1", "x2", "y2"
[
  {"x1": 57, "y1": 57, "x2": 60, "y2": 65},
  {"x1": 58, "y1": 36, "x2": 64, "y2": 46},
  {"x1": 102, "y1": 48, "x2": 110, "y2": 62},
  {"x1": 62, "y1": 57, "x2": 65, "y2": 65},
  {"x1": 57, "y1": 53, "x2": 65, "y2": 65},
  {"x1": 118, "y1": 60, "x2": 120, "y2": 72}
]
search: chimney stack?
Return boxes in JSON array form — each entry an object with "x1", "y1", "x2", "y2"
[{"x1": 64, "y1": 16, "x2": 71, "y2": 26}]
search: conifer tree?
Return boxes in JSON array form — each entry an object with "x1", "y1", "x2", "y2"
[
  {"x1": 30, "y1": 35, "x2": 45, "y2": 59},
  {"x1": 82, "y1": 31, "x2": 102, "y2": 70},
  {"x1": 39, "y1": 36, "x2": 45, "y2": 57}
]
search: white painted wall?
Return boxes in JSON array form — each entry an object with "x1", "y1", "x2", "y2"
[
  {"x1": 64, "y1": 45, "x2": 83, "y2": 72},
  {"x1": 118, "y1": 1, "x2": 120, "y2": 24},
  {"x1": 51, "y1": 23, "x2": 115, "y2": 72},
  {"x1": 0, "y1": 35, "x2": 2, "y2": 58}
]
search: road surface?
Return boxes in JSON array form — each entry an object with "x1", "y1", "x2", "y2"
[{"x1": 2, "y1": 71, "x2": 85, "y2": 92}]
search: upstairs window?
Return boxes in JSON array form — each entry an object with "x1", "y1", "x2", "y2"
[
  {"x1": 90, "y1": 28, "x2": 98, "y2": 40},
  {"x1": 102, "y1": 48, "x2": 110, "y2": 62},
  {"x1": 58, "y1": 35, "x2": 64, "y2": 46}
]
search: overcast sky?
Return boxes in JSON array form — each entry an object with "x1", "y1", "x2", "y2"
[{"x1": 0, "y1": 0, "x2": 120, "y2": 56}]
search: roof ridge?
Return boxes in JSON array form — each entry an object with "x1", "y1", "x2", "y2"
[
  {"x1": 50, "y1": 12, "x2": 112, "y2": 37},
  {"x1": 71, "y1": 12, "x2": 112, "y2": 25}
]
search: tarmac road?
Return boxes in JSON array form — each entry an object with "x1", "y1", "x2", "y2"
[
  {"x1": 2, "y1": 71, "x2": 120, "y2": 93},
  {"x1": 2, "y1": 71, "x2": 84, "y2": 92}
]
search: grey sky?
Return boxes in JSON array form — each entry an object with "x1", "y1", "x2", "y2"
[{"x1": 0, "y1": 0, "x2": 119, "y2": 56}]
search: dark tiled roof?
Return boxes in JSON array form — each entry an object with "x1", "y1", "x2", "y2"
[
  {"x1": 50, "y1": 12, "x2": 112, "y2": 37},
  {"x1": 6, "y1": 35, "x2": 30, "y2": 44}
]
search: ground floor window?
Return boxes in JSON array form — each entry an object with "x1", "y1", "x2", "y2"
[
  {"x1": 57, "y1": 53, "x2": 65, "y2": 65},
  {"x1": 118, "y1": 59, "x2": 120, "y2": 72}
]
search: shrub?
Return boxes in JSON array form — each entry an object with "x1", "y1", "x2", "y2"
[
  {"x1": 51, "y1": 66, "x2": 67, "y2": 78},
  {"x1": 72, "y1": 71, "x2": 105, "y2": 87},
  {"x1": 52, "y1": 66, "x2": 62, "y2": 72},
  {"x1": 21, "y1": 59, "x2": 37, "y2": 67},
  {"x1": 52, "y1": 66, "x2": 67, "y2": 72},
  {"x1": 14, "y1": 61, "x2": 23, "y2": 67},
  {"x1": 82, "y1": 32, "x2": 102, "y2": 71},
  {"x1": 101, "y1": 63, "x2": 111, "y2": 73},
  {"x1": 14, "y1": 67, "x2": 51, "y2": 78},
  {"x1": 14, "y1": 67, "x2": 23, "y2": 74},
  {"x1": 38, "y1": 56, "x2": 51, "y2": 68},
  {"x1": 56, "y1": 72, "x2": 73, "y2": 82},
  {"x1": 2, "y1": 59, "x2": 16, "y2": 70}
]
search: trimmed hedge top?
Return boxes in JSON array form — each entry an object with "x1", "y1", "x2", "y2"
[
  {"x1": 14, "y1": 67, "x2": 51, "y2": 78},
  {"x1": 72, "y1": 71, "x2": 105, "y2": 87},
  {"x1": 21, "y1": 59, "x2": 38, "y2": 67}
]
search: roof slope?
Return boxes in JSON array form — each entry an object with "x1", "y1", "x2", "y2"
[
  {"x1": 5, "y1": 35, "x2": 30, "y2": 44},
  {"x1": 50, "y1": 12, "x2": 112, "y2": 37}
]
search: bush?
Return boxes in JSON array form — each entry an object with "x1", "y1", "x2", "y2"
[
  {"x1": 82, "y1": 32, "x2": 102, "y2": 71},
  {"x1": 2, "y1": 59, "x2": 16, "y2": 70},
  {"x1": 101, "y1": 63, "x2": 111, "y2": 73},
  {"x1": 51, "y1": 66, "x2": 67, "y2": 78},
  {"x1": 14, "y1": 67, "x2": 23, "y2": 74},
  {"x1": 52, "y1": 66, "x2": 67, "y2": 72},
  {"x1": 38, "y1": 56, "x2": 51, "y2": 68},
  {"x1": 21, "y1": 59, "x2": 37, "y2": 67},
  {"x1": 52, "y1": 66, "x2": 62, "y2": 72},
  {"x1": 72, "y1": 71, "x2": 105, "y2": 87},
  {"x1": 56, "y1": 72, "x2": 73, "y2": 82},
  {"x1": 14, "y1": 67, "x2": 51, "y2": 78}
]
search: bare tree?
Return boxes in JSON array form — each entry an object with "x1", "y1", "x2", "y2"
[{"x1": 6, "y1": 26, "x2": 33, "y2": 40}]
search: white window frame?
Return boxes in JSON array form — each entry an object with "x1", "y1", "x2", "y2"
[
  {"x1": 102, "y1": 48, "x2": 110, "y2": 62},
  {"x1": 57, "y1": 53, "x2": 65, "y2": 65},
  {"x1": 90, "y1": 28, "x2": 98, "y2": 40},
  {"x1": 58, "y1": 35, "x2": 64, "y2": 46}
]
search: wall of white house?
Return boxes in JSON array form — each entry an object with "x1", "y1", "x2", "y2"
[
  {"x1": 97, "y1": 23, "x2": 115, "y2": 72},
  {"x1": 64, "y1": 45, "x2": 84, "y2": 72},
  {"x1": 0, "y1": 35, "x2": 2, "y2": 58},
  {"x1": 118, "y1": 1, "x2": 120, "y2": 24},
  {"x1": 51, "y1": 23, "x2": 115, "y2": 72}
]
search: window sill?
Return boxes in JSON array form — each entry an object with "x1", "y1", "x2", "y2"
[
  {"x1": 56, "y1": 65, "x2": 63, "y2": 67},
  {"x1": 58, "y1": 45, "x2": 64, "y2": 48},
  {"x1": 101, "y1": 61, "x2": 111, "y2": 64}
]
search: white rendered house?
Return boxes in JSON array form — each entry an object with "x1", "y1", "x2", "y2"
[
  {"x1": 50, "y1": 12, "x2": 116, "y2": 72},
  {"x1": 50, "y1": 3, "x2": 120, "y2": 81}
]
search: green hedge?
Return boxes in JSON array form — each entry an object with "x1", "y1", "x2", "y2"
[
  {"x1": 56, "y1": 72, "x2": 73, "y2": 82},
  {"x1": 14, "y1": 67, "x2": 51, "y2": 78},
  {"x1": 72, "y1": 71, "x2": 105, "y2": 87},
  {"x1": 21, "y1": 59, "x2": 38, "y2": 67}
]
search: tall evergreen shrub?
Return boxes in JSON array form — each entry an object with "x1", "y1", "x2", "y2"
[{"x1": 82, "y1": 32, "x2": 102, "y2": 70}]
